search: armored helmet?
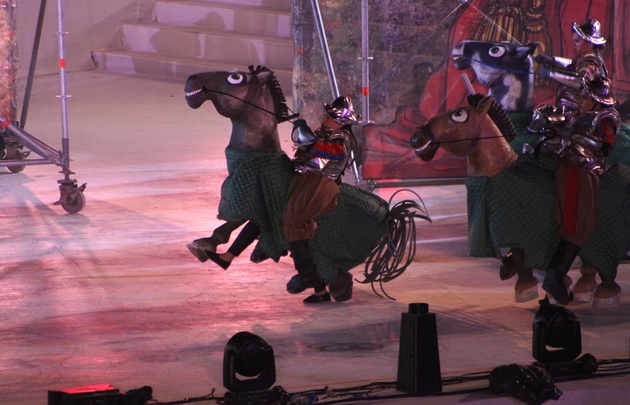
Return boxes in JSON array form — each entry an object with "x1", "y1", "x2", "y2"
[
  {"x1": 572, "y1": 19, "x2": 606, "y2": 46},
  {"x1": 323, "y1": 96, "x2": 359, "y2": 125}
]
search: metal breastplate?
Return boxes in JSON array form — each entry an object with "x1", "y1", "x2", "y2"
[
  {"x1": 560, "y1": 110, "x2": 617, "y2": 174},
  {"x1": 294, "y1": 128, "x2": 355, "y2": 182}
]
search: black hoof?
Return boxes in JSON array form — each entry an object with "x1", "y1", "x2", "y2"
[
  {"x1": 187, "y1": 243, "x2": 209, "y2": 263},
  {"x1": 500, "y1": 248, "x2": 524, "y2": 280},
  {"x1": 329, "y1": 271, "x2": 353, "y2": 299},
  {"x1": 332, "y1": 284, "x2": 353, "y2": 302},
  {"x1": 250, "y1": 247, "x2": 270, "y2": 264}
]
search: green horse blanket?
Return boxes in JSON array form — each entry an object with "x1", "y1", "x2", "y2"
[{"x1": 218, "y1": 148, "x2": 389, "y2": 283}]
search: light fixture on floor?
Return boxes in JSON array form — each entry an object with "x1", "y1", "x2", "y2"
[
  {"x1": 532, "y1": 299, "x2": 581, "y2": 364},
  {"x1": 223, "y1": 331, "x2": 281, "y2": 405},
  {"x1": 396, "y1": 303, "x2": 442, "y2": 394}
]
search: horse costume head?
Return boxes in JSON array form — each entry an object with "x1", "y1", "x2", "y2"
[
  {"x1": 452, "y1": 40, "x2": 538, "y2": 112},
  {"x1": 185, "y1": 65, "x2": 294, "y2": 152},
  {"x1": 411, "y1": 95, "x2": 518, "y2": 177}
]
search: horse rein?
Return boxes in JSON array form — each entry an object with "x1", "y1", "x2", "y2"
[{"x1": 201, "y1": 85, "x2": 299, "y2": 123}]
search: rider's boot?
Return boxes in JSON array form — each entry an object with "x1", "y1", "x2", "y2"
[
  {"x1": 303, "y1": 282, "x2": 331, "y2": 304},
  {"x1": 542, "y1": 239, "x2": 580, "y2": 305},
  {"x1": 287, "y1": 240, "x2": 322, "y2": 294}
]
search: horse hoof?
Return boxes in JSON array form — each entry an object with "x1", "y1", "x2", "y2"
[
  {"x1": 192, "y1": 237, "x2": 217, "y2": 253},
  {"x1": 514, "y1": 269, "x2": 538, "y2": 302},
  {"x1": 329, "y1": 271, "x2": 353, "y2": 299},
  {"x1": 500, "y1": 248, "x2": 524, "y2": 280},
  {"x1": 573, "y1": 275, "x2": 597, "y2": 303},
  {"x1": 187, "y1": 242, "x2": 209, "y2": 263},
  {"x1": 332, "y1": 284, "x2": 353, "y2": 302},
  {"x1": 573, "y1": 290, "x2": 595, "y2": 303},
  {"x1": 593, "y1": 294, "x2": 621, "y2": 308},
  {"x1": 515, "y1": 285, "x2": 538, "y2": 303},
  {"x1": 250, "y1": 247, "x2": 270, "y2": 264},
  {"x1": 592, "y1": 281, "x2": 621, "y2": 308}
]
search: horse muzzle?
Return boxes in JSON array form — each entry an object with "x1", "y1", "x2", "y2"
[
  {"x1": 185, "y1": 75, "x2": 210, "y2": 109},
  {"x1": 411, "y1": 126, "x2": 438, "y2": 161}
]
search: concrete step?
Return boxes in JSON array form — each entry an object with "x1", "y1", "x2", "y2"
[
  {"x1": 155, "y1": 0, "x2": 292, "y2": 38},
  {"x1": 93, "y1": 0, "x2": 294, "y2": 93},
  {"x1": 91, "y1": 49, "x2": 293, "y2": 91},
  {"x1": 185, "y1": 0, "x2": 290, "y2": 10},
  {"x1": 119, "y1": 22, "x2": 294, "y2": 69}
]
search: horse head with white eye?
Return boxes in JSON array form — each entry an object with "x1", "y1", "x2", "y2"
[{"x1": 452, "y1": 40, "x2": 539, "y2": 112}]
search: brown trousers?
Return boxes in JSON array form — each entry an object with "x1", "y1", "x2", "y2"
[
  {"x1": 282, "y1": 171, "x2": 339, "y2": 242},
  {"x1": 554, "y1": 163, "x2": 599, "y2": 247}
]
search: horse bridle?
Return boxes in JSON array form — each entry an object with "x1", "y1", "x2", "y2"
[{"x1": 201, "y1": 76, "x2": 299, "y2": 123}]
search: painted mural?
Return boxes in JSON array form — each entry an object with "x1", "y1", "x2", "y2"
[{"x1": 293, "y1": 0, "x2": 630, "y2": 180}]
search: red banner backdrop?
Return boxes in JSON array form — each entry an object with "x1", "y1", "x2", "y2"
[{"x1": 360, "y1": 0, "x2": 630, "y2": 180}]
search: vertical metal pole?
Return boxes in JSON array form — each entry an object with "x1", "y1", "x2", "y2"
[
  {"x1": 310, "y1": 0, "x2": 363, "y2": 183},
  {"x1": 310, "y1": 0, "x2": 339, "y2": 98},
  {"x1": 20, "y1": 0, "x2": 48, "y2": 129},
  {"x1": 56, "y1": 0, "x2": 70, "y2": 167},
  {"x1": 360, "y1": 0, "x2": 371, "y2": 123}
]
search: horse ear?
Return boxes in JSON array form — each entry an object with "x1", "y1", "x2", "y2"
[
  {"x1": 249, "y1": 65, "x2": 273, "y2": 86},
  {"x1": 256, "y1": 70, "x2": 273, "y2": 84},
  {"x1": 479, "y1": 96, "x2": 495, "y2": 115},
  {"x1": 517, "y1": 42, "x2": 540, "y2": 58}
]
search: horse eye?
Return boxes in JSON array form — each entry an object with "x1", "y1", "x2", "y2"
[
  {"x1": 227, "y1": 74, "x2": 246, "y2": 85},
  {"x1": 488, "y1": 46, "x2": 506, "y2": 58},
  {"x1": 451, "y1": 108, "x2": 469, "y2": 123}
]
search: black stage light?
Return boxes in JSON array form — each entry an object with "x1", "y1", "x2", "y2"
[
  {"x1": 396, "y1": 303, "x2": 442, "y2": 395},
  {"x1": 532, "y1": 299, "x2": 582, "y2": 364},
  {"x1": 223, "y1": 331, "x2": 281, "y2": 405}
]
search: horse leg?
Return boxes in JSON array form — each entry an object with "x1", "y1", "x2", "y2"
[
  {"x1": 500, "y1": 247, "x2": 524, "y2": 280},
  {"x1": 187, "y1": 220, "x2": 245, "y2": 264},
  {"x1": 193, "y1": 220, "x2": 246, "y2": 252},
  {"x1": 499, "y1": 247, "x2": 538, "y2": 302},
  {"x1": 514, "y1": 267, "x2": 538, "y2": 303},
  {"x1": 208, "y1": 221, "x2": 265, "y2": 269},
  {"x1": 573, "y1": 260, "x2": 598, "y2": 303}
]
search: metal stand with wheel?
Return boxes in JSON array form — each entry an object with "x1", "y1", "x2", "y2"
[{"x1": 0, "y1": 0, "x2": 86, "y2": 214}]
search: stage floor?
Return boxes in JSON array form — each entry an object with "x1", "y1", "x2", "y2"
[{"x1": 1, "y1": 71, "x2": 629, "y2": 404}]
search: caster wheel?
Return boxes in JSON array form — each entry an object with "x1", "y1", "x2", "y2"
[{"x1": 61, "y1": 190, "x2": 86, "y2": 214}]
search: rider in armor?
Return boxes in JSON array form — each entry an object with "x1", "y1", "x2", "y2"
[
  {"x1": 526, "y1": 18, "x2": 610, "y2": 154},
  {"x1": 282, "y1": 96, "x2": 358, "y2": 302},
  {"x1": 535, "y1": 18, "x2": 608, "y2": 115},
  {"x1": 535, "y1": 70, "x2": 619, "y2": 305},
  {"x1": 524, "y1": 19, "x2": 621, "y2": 305}
]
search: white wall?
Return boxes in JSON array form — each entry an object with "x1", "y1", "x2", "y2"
[{"x1": 17, "y1": 0, "x2": 156, "y2": 78}]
